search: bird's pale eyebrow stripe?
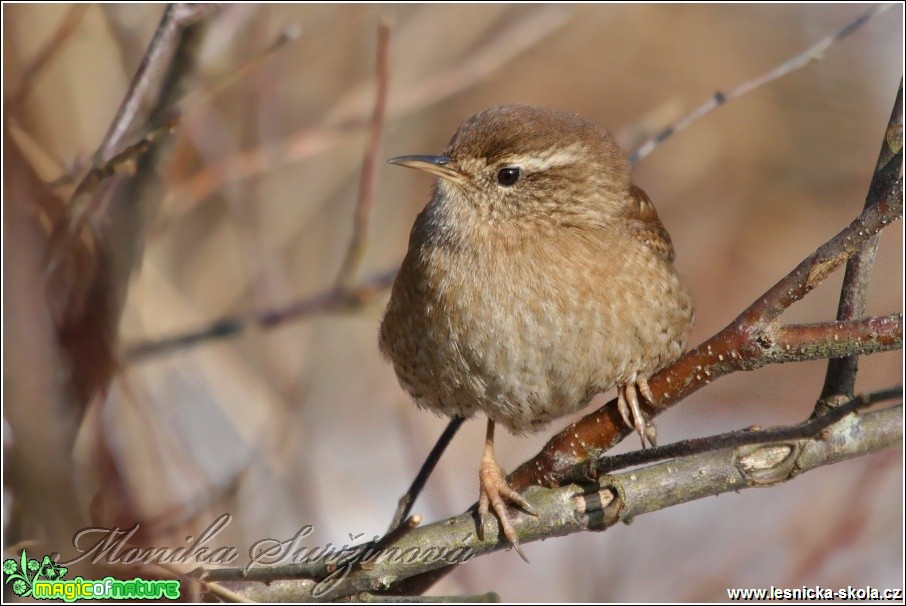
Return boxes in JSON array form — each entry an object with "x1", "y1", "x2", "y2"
[{"x1": 503, "y1": 143, "x2": 587, "y2": 172}]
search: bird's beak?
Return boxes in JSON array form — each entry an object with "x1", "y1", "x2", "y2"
[{"x1": 388, "y1": 155, "x2": 464, "y2": 184}]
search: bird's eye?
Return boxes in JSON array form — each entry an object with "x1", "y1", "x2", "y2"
[{"x1": 496, "y1": 167, "x2": 522, "y2": 187}]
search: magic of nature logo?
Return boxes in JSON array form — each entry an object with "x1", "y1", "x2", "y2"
[{"x1": 3, "y1": 550, "x2": 180, "y2": 602}]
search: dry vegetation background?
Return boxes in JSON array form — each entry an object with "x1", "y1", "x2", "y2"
[{"x1": 3, "y1": 3, "x2": 903, "y2": 601}]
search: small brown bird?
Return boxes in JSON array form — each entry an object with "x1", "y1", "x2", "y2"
[{"x1": 379, "y1": 105, "x2": 694, "y2": 557}]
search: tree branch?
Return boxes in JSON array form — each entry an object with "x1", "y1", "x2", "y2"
[
  {"x1": 95, "y1": 3, "x2": 216, "y2": 163},
  {"x1": 819, "y1": 80, "x2": 904, "y2": 408},
  {"x1": 629, "y1": 5, "x2": 891, "y2": 164},
  {"x1": 564, "y1": 385, "x2": 902, "y2": 483},
  {"x1": 387, "y1": 417, "x2": 465, "y2": 534},
  {"x1": 508, "y1": 178, "x2": 902, "y2": 491},
  {"x1": 216, "y1": 395, "x2": 901, "y2": 602},
  {"x1": 45, "y1": 3, "x2": 217, "y2": 331},
  {"x1": 122, "y1": 267, "x2": 398, "y2": 362},
  {"x1": 168, "y1": 6, "x2": 570, "y2": 211},
  {"x1": 335, "y1": 22, "x2": 392, "y2": 290}
]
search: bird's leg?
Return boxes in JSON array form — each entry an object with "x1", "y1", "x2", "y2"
[
  {"x1": 618, "y1": 374, "x2": 658, "y2": 448},
  {"x1": 477, "y1": 418, "x2": 535, "y2": 562}
]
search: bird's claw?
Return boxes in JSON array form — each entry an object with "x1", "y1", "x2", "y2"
[
  {"x1": 617, "y1": 377, "x2": 658, "y2": 448},
  {"x1": 477, "y1": 458, "x2": 533, "y2": 563}
]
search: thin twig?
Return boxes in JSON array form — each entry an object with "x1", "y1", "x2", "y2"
[
  {"x1": 335, "y1": 22, "x2": 392, "y2": 289},
  {"x1": 95, "y1": 4, "x2": 215, "y2": 164},
  {"x1": 7, "y1": 5, "x2": 91, "y2": 178},
  {"x1": 42, "y1": 4, "x2": 214, "y2": 413},
  {"x1": 171, "y1": 118, "x2": 367, "y2": 211},
  {"x1": 48, "y1": 3, "x2": 216, "y2": 282},
  {"x1": 387, "y1": 417, "x2": 465, "y2": 534},
  {"x1": 169, "y1": 6, "x2": 570, "y2": 208},
  {"x1": 629, "y1": 5, "x2": 890, "y2": 164},
  {"x1": 46, "y1": 21, "x2": 300, "y2": 191},
  {"x1": 734, "y1": 195, "x2": 900, "y2": 327},
  {"x1": 122, "y1": 267, "x2": 398, "y2": 361},
  {"x1": 179, "y1": 23, "x2": 301, "y2": 113},
  {"x1": 819, "y1": 80, "x2": 904, "y2": 409},
  {"x1": 9, "y1": 4, "x2": 90, "y2": 106},
  {"x1": 44, "y1": 117, "x2": 181, "y2": 297},
  {"x1": 61, "y1": 117, "x2": 181, "y2": 223}
]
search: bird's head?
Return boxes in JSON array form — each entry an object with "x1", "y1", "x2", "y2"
[{"x1": 390, "y1": 105, "x2": 633, "y2": 226}]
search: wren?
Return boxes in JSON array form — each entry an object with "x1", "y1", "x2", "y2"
[{"x1": 379, "y1": 105, "x2": 694, "y2": 558}]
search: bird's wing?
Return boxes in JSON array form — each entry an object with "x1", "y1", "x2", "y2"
[{"x1": 626, "y1": 184, "x2": 676, "y2": 263}]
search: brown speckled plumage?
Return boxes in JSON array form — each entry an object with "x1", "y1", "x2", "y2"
[{"x1": 379, "y1": 105, "x2": 694, "y2": 555}]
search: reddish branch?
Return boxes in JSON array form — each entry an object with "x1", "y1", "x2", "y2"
[
  {"x1": 771, "y1": 315, "x2": 902, "y2": 359},
  {"x1": 508, "y1": 175, "x2": 903, "y2": 490}
]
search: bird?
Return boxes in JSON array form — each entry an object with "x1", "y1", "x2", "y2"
[{"x1": 378, "y1": 104, "x2": 694, "y2": 558}]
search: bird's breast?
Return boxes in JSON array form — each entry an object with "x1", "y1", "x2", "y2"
[{"x1": 380, "y1": 220, "x2": 693, "y2": 433}]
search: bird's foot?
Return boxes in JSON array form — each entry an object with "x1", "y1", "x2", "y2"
[
  {"x1": 477, "y1": 456, "x2": 535, "y2": 563},
  {"x1": 616, "y1": 375, "x2": 658, "y2": 448}
]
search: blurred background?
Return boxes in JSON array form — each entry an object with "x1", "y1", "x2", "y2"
[{"x1": 3, "y1": 4, "x2": 903, "y2": 601}]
